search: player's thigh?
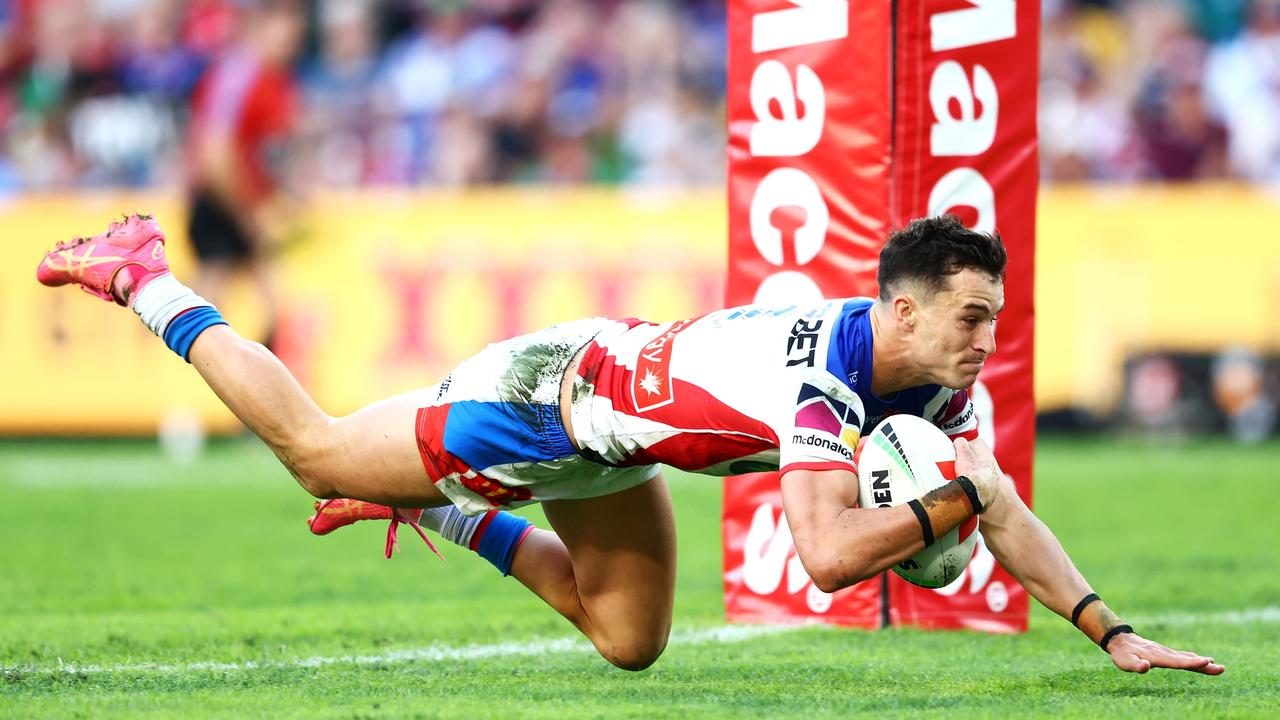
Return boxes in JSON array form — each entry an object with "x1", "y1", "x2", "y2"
[
  {"x1": 301, "y1": 387, "x2": 450, "y2": 507},
  {"x1": 542, "y1": 472, "x2": 677, "y2": 660}
]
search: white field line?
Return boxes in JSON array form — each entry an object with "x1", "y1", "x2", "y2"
[
  {"x1": 19, "y1": 624, "x2": 798, "y2": 677},
  {"x1": 11, "y1": 606, "x2": 1277, "y2": 678},
  {"x1": 1132, "y1": 606, "x2": 1280, "y2": 627}
]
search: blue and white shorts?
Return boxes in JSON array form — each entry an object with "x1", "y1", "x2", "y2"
[{"x1": 413, "y1": 318, "x2": 659, "y2": 515}]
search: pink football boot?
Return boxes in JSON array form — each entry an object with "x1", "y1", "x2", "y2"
[
  {"x1": 36, "y1": 214, "x2": 169, "y2": 306},
  {"x1": 307, "y1": 498, "x2": 444, "y2": 561}
]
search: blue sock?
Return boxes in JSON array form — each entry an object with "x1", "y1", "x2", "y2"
[
  {"x1": 162, "y1": 307, "x2": 228, "y2": 362},
  {"x1": 473, "y1": 511, "x2": 534, "y2": 577}
]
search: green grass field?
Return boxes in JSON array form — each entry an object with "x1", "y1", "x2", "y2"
[{"x1": 1, "y1": 436, "x2": 1277, "y2": 718}]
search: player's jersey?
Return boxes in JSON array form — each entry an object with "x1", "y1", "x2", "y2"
[{"x1": 568, "y1": 298, "x2": 979, "y2": 477}]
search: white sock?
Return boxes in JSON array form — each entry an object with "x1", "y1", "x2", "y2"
[
  {"x1": 130, "y1": 274, "x2": 214, "y2": 338},
  {"x1": 419, "y1": 506, "x2": 488, "y2": 548}
]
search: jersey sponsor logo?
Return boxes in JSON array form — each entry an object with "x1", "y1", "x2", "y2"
[
  {"x1": 632, "y1": 318, "x2": 696, "y2": 413},
  {"x1": 785, "y1": 317, "x2": 825, "y2": 367},
  {"x1": 839, "y1": 427, "x2": 861, "y2": 454},
  {"x1": 932, "y1": 389, "x2": 972, "y2": 425},
  {"x1": 940, "y1": 403, "x2": 974, "y2": 431},
  {"x1": 795, "y1": 382, "x2": 863, "y2": 457},
  {"x1": 791, "y1": 432, "x2": 853, "y2": 460}
]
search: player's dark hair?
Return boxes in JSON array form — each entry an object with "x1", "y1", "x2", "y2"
[{"x1": 877, "y1": 214, "x2": 1007, "y2": 301}]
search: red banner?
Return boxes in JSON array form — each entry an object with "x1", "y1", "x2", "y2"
[
  {"x1": 723, "y1": 0, "x2": 894, "y2": 624},
  {"x1": 724, "y1": 0, "x2": 1038, "y2": 633}
]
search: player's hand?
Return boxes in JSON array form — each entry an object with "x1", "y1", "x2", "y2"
[
  {"x1": 1107, "y1": 632, "x2": 1225, "y2": 675},
  {"x1": 953, "y1": 436, "x2": 1002, "y2": 512}
]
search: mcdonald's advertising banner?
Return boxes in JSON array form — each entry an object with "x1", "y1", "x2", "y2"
[{"x1": 724, "y1": 0, "x2": 1038, "y2": 632}]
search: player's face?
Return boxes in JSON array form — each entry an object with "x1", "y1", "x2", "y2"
[{"x1": 913, "y1": 269, "x2": 1003, "y2": 389}]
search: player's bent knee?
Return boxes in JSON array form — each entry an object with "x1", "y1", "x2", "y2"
[
  {"x1": 278, "y1": 459, "x2": 337, "y2": 499},
  {"x1": 277, "y1": 443, "x2": 340, "y2": 499},
  {"x1": 596, "y1": 625, "x2": 670, "y2": 672},
  {"x1": 600, "y1": 639, "x2": 667, "y2": 672},
  {"x1": 274, "y1": 420, "x2": 346, "y2": 499}
]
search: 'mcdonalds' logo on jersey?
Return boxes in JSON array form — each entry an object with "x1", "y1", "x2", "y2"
[{"x1": 632, "y1": 318, "x2": 697, "y2": 413}]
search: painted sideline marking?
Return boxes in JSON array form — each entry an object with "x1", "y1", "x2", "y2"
[
  {"x1": 1133, "y1": 606, "x2": 1280, "y2": 627},
  {"x1": 29, "y1": 624, "x2": 798, "y2": 676},
  {"x1": 12, "y1": 606, "x2": 1277, "y2": 677}
]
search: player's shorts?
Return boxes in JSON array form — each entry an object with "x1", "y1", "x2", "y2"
[
  {"x1": 188, "y1": 188, "x2": 255, "y2": 262},
  {"x1": 415, "y1": 318, "x2": 660, "y2": 515}
]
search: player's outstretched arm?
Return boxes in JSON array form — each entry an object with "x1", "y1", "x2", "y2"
[
  {"x1": 780, "y1": 465, "x2": 992, "y2": 592},
  {"x1": 964, "y1": 439, "x2": 1225, "y2": 676}
]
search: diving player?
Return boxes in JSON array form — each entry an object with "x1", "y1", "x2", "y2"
[{"x1": 36, "y1": 213, "x2": 1222, "y2": 675}]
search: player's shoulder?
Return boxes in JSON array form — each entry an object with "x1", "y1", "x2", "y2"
[
  {"x1": 838, "y1": 296, "x2": 876, "y2": 315},
  {"x1": 693, "y1": 296, "x2": 873, "y2": 338},
  {"x1": 705, "y1": 297, "x2": 849, "y2": 322}
]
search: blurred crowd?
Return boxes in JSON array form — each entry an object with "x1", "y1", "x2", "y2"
[
  {"x1": 0, "y1": 0, "x2": 726, "y2": 191},
  {"x1": 5, "y1": 0, "x2": 1280, "y2": 192},
  {"x1": 1043, "y1": 0, "x2": 1280, "y2": 183}
]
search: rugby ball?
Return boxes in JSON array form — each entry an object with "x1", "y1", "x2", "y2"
[{"x1": 855, "y1": 414, "x2": 980, "y2": 588}]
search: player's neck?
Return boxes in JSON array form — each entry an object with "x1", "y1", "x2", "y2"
[{"x1": 868, "y1": 302, "x2": 927, "y2": 396}]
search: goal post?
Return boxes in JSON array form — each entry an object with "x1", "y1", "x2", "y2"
[{"x1": 723, "y1": 0, "x2": 1038, "y2": 632}]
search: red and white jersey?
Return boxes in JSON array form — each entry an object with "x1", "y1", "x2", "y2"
[{"x1": 568, "y1": 298, "x2": 979, "y2": 477}]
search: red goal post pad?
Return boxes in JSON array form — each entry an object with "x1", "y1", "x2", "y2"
[{"x1": 723, "y1": 0, "x2": 1038, "y2": 633}]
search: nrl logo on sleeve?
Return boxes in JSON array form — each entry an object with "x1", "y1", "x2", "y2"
[{"x1": 632, "y1": 318, "x2": 696, "y2": 413}]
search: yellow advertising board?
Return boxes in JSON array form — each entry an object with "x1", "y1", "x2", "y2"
[
  {"x1": 2, "y1": 190, "x2": 725, "y2": 434},
  {"x1": 1036, "y1": 184, "x2": 1280, "y2": 412},
  {"x1": 3, "y1": 185, "x2": 1278, "y2": 434}
]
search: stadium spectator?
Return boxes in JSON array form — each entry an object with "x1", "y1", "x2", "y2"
[
  {"x1": 185, "y1": 0, "x2": 305, "y2": 351},
  {"x1": 300, "y1": 0, "x2": 383, "y2": 187},
  {"x1": 4, "y1": 0, "x2": 1280, "y2": 187},
  {"x1": 1203, "y1": 0, "x2": 1280, "y2": 183},
  {"x1": 1131, "y1": 8, "x2": 1228, "y2": 180}
]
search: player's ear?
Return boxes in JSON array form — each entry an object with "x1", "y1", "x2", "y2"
[{"x1": 892, "y1": 293, "x2": 917, "y2": 330}]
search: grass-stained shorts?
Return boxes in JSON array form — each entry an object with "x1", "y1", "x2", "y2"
[{"x1": 414, "y1": 318, "x2": 659, "y2": 515}]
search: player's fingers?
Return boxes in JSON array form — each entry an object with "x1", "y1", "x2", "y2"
[
  {"x1": 966, "y1": 437, "x2": 994, "y2": 456},
  {"x1": 1140, "y1": 646, "x2": 1217, "y2": 671},
  {"x1": 1113, "y1": 651, "x2": 1150, "y2": 673},
  {"x1": 1148, "y1": 653, "x2": 1211, "y2": 669},
  {"x1": 1147, "y1": 644, "x2": 1201, "y2": 661},
  {"x1": 953, "y1": 437, "x2": 988, "y2": 468}
]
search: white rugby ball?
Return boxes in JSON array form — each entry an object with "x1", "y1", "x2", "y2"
[{"x1": 855, "y1": 414, "x2": 980, "y2": 588}]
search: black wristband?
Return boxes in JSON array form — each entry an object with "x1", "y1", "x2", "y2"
[
  {"x1": 1071, "y1": 592, "x2": 1101, "y2": 628},
  {"x1": 906, "y1": 499, "x2": 935, "y2": 547},
  {"x1": 1099, "y1": 624, "x2": 1134, "y2": 652},
  {"x1": 953, "y1": 475, "x2": 984, "y2": 515}
]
